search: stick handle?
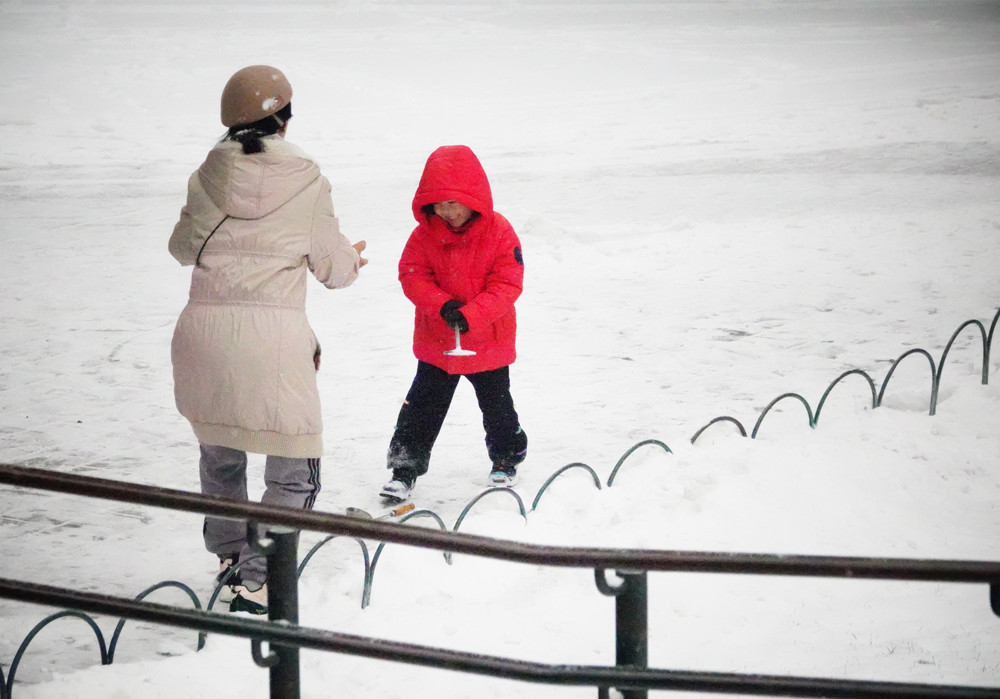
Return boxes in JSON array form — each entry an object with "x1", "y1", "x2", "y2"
[{"x1": 388, "y1": 502, "x2": 415, "y2": 517}]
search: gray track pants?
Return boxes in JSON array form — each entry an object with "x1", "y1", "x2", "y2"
[{"x1": 199, "y1": 444, "x2": 321, "y2": 585}]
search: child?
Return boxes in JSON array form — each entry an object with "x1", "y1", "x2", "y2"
[
  {"x1": 381, "y1": 145, "x2": 527, "y2": 502},
  {"x1": 169, "y1": 65, "x2": 366, "y2": 613}
]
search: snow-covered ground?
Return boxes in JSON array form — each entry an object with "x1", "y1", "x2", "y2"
[{"x1": 1, "y1": 1, "x2": 999, "y2": 697}]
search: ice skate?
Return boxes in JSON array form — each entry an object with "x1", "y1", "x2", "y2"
[
  {"x1": 379, "y1": 473, "x2": 416, "y2": 503},
  {"x1": 488, "y1": 464, "x2": 518, "y2": 487},
  {"x1": 230, "y1": 582, "x2": 267, "y2": 615},
  {"x1": 214, "y1": 553, "x2": 240, "y2": 603}
]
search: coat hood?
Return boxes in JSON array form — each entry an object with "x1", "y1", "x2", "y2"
[
  {"x1": 198, "y1": 137, "x2": 321, "y2": 220},
  {"x1": 411, "y1": 145, "x2": 494, "y2": 223}
]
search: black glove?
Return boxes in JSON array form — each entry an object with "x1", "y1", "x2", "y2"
[{"x1": 440, "y1": 299, "x2": 469, "y2": 334}]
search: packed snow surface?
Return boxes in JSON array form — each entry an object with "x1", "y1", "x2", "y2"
[{"x1": 1, "y1": 1, "x2": 999, "y2": 697}]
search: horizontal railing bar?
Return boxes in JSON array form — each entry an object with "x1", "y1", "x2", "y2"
[
  {"x1": 2, "y1": 463, "x2": 999, "y2": 582},
  {"x1": 1, "y1": 579, "x2": 997, "y2": 698}
]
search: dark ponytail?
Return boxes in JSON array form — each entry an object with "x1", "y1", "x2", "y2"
[{"x1": 225, "y1": 102, "x2": 293, "y2": 154}]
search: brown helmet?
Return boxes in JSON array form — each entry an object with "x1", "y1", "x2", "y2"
[{"x1": 220, "y1": 65, "x2": 293, "y2": 128}]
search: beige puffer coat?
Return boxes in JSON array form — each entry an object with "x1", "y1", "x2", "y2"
[{"x1": 169, "y1": 136, "x2": 360, "y2": 458}]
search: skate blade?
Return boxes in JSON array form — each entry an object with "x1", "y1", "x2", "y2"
[{"x1": 379, "y1": 492, "x2": 411, "y2": 505}]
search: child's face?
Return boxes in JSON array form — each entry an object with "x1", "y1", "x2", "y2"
[{"x1": 433, "y1": 200, "x2": 474, "y2": 229}]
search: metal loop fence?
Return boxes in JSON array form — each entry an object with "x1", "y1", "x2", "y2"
[
  {"x1": 2, "y1": 459, "x2": 1000, "y2": 699},
  {"x1": 1, "y1": 305, "x2": 999, "y2": 698},
  {"x1": 0, "y1": 464, "x2": 998, "y2": 699},
  {"x1": 691, "y1": 306, "x2": 1000, "y2": 441}
]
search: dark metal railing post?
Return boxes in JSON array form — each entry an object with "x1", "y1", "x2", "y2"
[
  {"x1": 246, "y1": 524, "x2": 301, "y2": 699},
  {"x1": 615, "y1": 571, "x2": 648, "y2": 699},
  {"x1": 267, "y1": 527, "x2": 301, "y2": 699},
  {"x1": 595, "y1": 569, "x2": 648, "y2": 699}
]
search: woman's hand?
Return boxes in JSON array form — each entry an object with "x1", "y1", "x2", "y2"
[{"x1": 353, "y1": 240, "x2": 369, "y2": 268}]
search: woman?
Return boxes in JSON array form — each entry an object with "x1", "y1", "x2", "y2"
[{"x1": 169, "y1": 65, "x2": 367, "y2": 614}]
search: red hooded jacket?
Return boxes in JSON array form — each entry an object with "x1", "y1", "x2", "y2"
[{"x1": 399, "y1": 145, "x2": 523, "y2": 374}]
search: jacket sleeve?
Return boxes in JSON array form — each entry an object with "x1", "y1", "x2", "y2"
[
  {"x1": 168, "y1": 172, "x2": 222, "y2": 266},
  {"x1": 459, "y1": 218, "x2": 523, "y2": 333},
  {"x1": 398, "y1": 230, "x2": 451, "y2": 314},
  {"x1": 308, "y1": 177, "x2": 361, "y2": 289}
]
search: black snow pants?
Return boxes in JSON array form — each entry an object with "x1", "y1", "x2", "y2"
[{"x1": 387, "y1": 361, "x2": 527, "y2": 479}]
